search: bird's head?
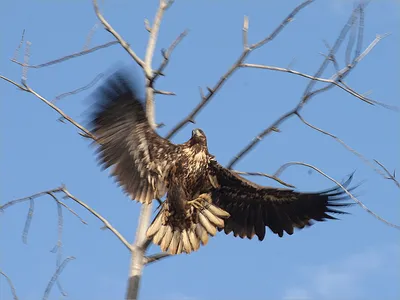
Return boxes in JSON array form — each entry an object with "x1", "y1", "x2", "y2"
[{"x1": 191, "y1": 128, "x2": 207, "y2": 147}]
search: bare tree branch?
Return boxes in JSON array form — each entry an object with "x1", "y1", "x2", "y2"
[
  {"x1": 127, "y1": 1, "x2": 174, "y2": 299},
  {"x1": 93, "y1": 0, "x2": 146, "y2": 71},
  {"x1": 61, "y1": 187, "x2": 133, "y2": 252},
  {"x1": 273, "y1": 161, "x2": 400, "y2": 230},
  {"x1": 150, "y1": 29, "x2": 188, "y2": 86},
  {"x1": 144, "y1": 253, "x2": 171, "y2": 265},
  {"x1": 24, "y1": 82, "x2": 96, "y2": 139},
  {"x1": 374, "y1": 160, "x2": 400, "y2": 188},
  {"x1": 345, "y1": 8, "x2": 358, "y2": 66},
  {"x1": 1, "y1": 188, "x2": 64, "y2": 211},
  {"x1": 295, "y1": 113, "x2": 392, "y2": 182},
  {"x1": 2, "y1": 186, "x2": 81, "y2": 297},
  {"x1": 239, "y1": 62, "x2": 396, "y2": 109},
  {"x1": 154, "y1": 89, "x2": 175, "y2": 96},
  {"x1": 83, "y1": 23, "x2": 100, "y2": 50},
  {"x1": 52, "y1": 73, "x2": 104, "y2": 104},
  {"x1": 0, "y1": 270, "x2": 19, "y2": 300},
  {"x1": 227, "y1": 5, "x2": 389, "y2": 169},
  {"x1": 166, "y1": 0, "x2": 314, "y2": 139},
  {"x1": 0, "y1": 75, "x2": 96, "y2": 140},
  {"x1": 1, "y1": 187, "x2": 131, "y2": 252},
  {"x1": 233, "y1": 171, "x2": 295, "y2": 188},
  {"x1": 2, "y1": 1, "x2": 397, "y2": 299},
  {"x1": 12, "y1": 29, "x2": 25, "y2": 62},
  {"x1": 51, "y1": 199, "x2": 68, "y2": 297},
  {"x1": 242, "y1": 15, "x2": 249, "y2": 49},
  {"x1": 22, "y1": 41, "x2": 32, "y2": 84},
  {"x1": 11, "y1": 41, "x2": 119, "y2": 68},
  {"x1": 143, "y1": 0, "x2": 174, "y2": 127},
  {"x1": 22, "y1": 198, "x2": 34, "y2": 244},
  {"x1": 43, "y1": 256, "x2": 75, "y2": 300},
  {"x1": 250, "y1": 0, "x2": 315, "y2": 50},
  {"x1": 301, "y1": 3, "x2": 362, "y2": 103}
]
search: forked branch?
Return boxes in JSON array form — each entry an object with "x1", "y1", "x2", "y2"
[
  {"x1": 43, "y1": 256, "x2": 76, "y2": 300},
  {"x1": 1, "y1": 186, "x2": 132, "y2": 252},
  {"x1": 166, "y1": 0, "x2": 315, "y2": 139},
  {"x1": 93, "y1": 0, "x2": 145, "y2": 70},
  {"x1": 227, "y1": 6, "x2": 388, "y2": 169},
  {"x1": 11, "y1": 41, "x2": 118, "y2": 69},
  {"x1": 126, "y1": 1, "x2": 175, "y2": 300}
]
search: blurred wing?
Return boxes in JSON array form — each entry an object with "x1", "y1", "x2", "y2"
[
  {"x1": 89, "y1": 70, "x2": 178, "y2": 203},
  {"x1": 209, "y1": 161, "x2": 354, "y2": 240}
]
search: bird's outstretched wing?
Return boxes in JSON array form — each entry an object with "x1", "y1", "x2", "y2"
[
  {"x1": 209, "y1": 160, "x2": 354, "y2": 241},
  {"x1": 89, "y1": 70, "x2": 178, "y2": 203}
]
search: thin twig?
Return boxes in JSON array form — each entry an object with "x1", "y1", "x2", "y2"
[
  {"x1": 11, "y1": 41, "x2": 118, "y2": 68},
  {"x1": 273, "y1": 161, "x2": 400, "y2": 229},
  {"x1": 154, "y1": 89, "x2": 176, "y2": 96},
  {"x1": 250, "y1": 0, "x2": 314, "y2": 49},
  {"x1": 22, "y1": 199, "x2": 34, "y2": 244},
  {"x1": 355, "y1": 3, "x2": 365, "y2": 59},
  {"x1": 227, "y1": 6, "x2": 388, "y2": 169},
  {"x1": 49, "y1": 197, "x2": 68, "y2": 297},
  {"x1": 12, "y1": 29, "x2": 25, "y2": 61},
  {"x1": 1, "y1": 75, "x2": 97, "y2": 140},
  {"x1": 0, "y1": 187, "x2": 64, "y2": 211},
  {"x1": 23, "y1": 82, "x2": 96, "y2": 139},
  {"x1": 242, "y1": 15, "x2": 249, "y2": 49},
  {"x1": 233, "y1": 170, "x2": 295, "y2": 188},
  {"x1": 374, "y1": 160, "x2": 400, "y2": 188},
  {"x1": 52, "y1": 73, "x2": 104, "y2": 103},
  {"x1": 144, "y1": 19, "x2": 152, "y2": 32},
  {"x1": 295, "y1": 112, "x2": 389, "y2": 181},
  {"x1": 83, "y1": 23, "x2": 100, "y2": 50},
  {"x1": 43, "y1": 256, "x2": 75, "y2": 300},
  {"x1": 239, "y1": 63, "x2": 390, "y2": 107},
  {"x1": 0, "y1": 270, "x2": 19, "y2": 300},
  {"x1": 345, "y1": 8, "x2": 358, "y2": 66},
  {"x1": 166, "y1": 0, "x2": 314, "y2": 139},
  {"x1": 61, "y1": 187, "x2": 133, "y2": 252},
  {"x1": 144, "y1": 253, "x2": 171, "y2": 265},
  {"x1": 93, "y1": 0, "x2": 146, "y2": 71},
  {"x1": 54, "y1": 198, "x2": 87, "y2": 225},
  {"x1": 151, "y1": 29, "x2": 188, "y2": 85},
  {"x1": 301, "y1": 3, "x2": 362, "y2": 105},
  {"x1": 22, "y1": 41, "x2": 31, "y2": 84},
  {"x1": 1, "y1": 187, "x2": 130, "y2": 251}
]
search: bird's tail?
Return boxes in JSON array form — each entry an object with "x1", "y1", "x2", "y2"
[{"x1": 146, "y1": 194, "x2": 230, "y2": 255}]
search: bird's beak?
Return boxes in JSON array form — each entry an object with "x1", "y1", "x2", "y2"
[{"x1": 193, "y1": 129, "x2": 201, "y2": 137}]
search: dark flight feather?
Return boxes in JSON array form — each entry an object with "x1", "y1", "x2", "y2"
[
  {"x1": 89, "y1": 71, "x2": 177, "y2": 203},
  {"x1": 210, "y1": 160, "x2": 354, "y2": 240}
]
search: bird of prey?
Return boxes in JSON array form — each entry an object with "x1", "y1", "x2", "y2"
[{"x1": 89, "y1": 70, "x2": 353, "y2": 255}]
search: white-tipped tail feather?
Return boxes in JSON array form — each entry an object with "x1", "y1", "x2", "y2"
[{"x1": 146, "y1": 194, "x2": 230, "y2": 255}]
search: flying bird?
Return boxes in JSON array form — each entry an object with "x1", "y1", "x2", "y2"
[{"x1": 89, "y1": 70, "x2": 354, "y2": 255}]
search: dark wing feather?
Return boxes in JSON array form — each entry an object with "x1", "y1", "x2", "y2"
[
  {"x1": 89, "y1": 70, "x2": 178, "y2": 203},
  {"x1": 209, "y1": 160, "x2": 354, "y2": 240}
]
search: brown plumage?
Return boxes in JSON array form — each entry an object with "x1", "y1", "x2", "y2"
[{"x1": 89, "y1": 70, "x2": 354, "y2": 255}]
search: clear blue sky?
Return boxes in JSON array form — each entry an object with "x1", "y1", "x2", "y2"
[{"x1": 1, "y1": 1, "x2": 399, "y2": 300}]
